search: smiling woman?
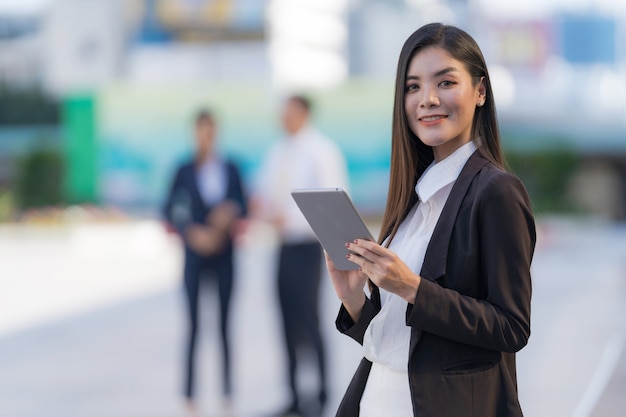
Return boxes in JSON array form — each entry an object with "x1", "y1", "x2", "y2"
[
  {"x1": 324, "y1": 23, "x2": 536, "y2": 417},
  {"x1": 404, "y1": 46, "x2": 486, "y2": 162}
]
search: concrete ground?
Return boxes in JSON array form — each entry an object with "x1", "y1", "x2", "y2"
[{"x1": 0, "y1": 217, "x2": 624, "y2": 417}]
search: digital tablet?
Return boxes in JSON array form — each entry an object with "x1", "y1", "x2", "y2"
[{"x1": 291, "y1": 188, "x2": 374, "y2": 270}]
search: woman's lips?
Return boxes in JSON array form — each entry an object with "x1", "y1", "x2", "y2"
[{"x1": 418, "y1": 115, "x2": 447, "y2": 125}]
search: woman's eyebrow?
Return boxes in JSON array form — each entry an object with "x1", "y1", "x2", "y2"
[{"x1": 406, "y1": 66, "x2": 459, "y2": 81}]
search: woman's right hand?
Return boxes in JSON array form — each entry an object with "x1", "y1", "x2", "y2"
[{"x1": 325, "y1": 251, "x2": 368, "y2": 322}]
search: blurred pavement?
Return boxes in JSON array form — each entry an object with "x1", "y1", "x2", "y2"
[{"x1": 0, "y1": 218, "x2": 625, "y2": 417}]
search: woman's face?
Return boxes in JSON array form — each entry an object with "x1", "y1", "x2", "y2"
[{"x1": 404, "y1": 46, "x2": 486, "y2": 162}]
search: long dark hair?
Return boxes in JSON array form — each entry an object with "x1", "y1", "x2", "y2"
[{"x1": 379, "y1": 23, "x2": 505, "y2": 245}]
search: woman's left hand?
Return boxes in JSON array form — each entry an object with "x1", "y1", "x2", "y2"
[{"x1": 346, "y1": 239, "x2": 422, "y2": 304}]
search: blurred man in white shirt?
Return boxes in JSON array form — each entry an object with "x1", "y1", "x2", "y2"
[{"x1": 254, "y1": 95, "x2": 348, "y2": 417}]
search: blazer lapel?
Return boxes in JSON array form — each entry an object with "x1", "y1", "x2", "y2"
[
  {"x1": 419, "y1": 150, "x2": 489, "y2": 282},
  {"x1": 188, "y1": 163, "x2": 207, "y2": 209},
  {"x1": 224, "y1": 163, "x2": 237, "y2": 200}
]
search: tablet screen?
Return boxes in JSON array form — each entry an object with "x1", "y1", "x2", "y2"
[{"x1": 291, "y1": 188, "x2": 374, "y2": 270}]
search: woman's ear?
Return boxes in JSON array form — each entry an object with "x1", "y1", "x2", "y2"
[{"x1": 476, "y1": 76, "x2": 486, "y2": 107}]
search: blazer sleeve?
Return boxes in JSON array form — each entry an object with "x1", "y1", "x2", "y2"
[
  {"x1": 162, "y1": 165, "x2": 184, "y2": 227},
  {"x1": 336, "y1": 295, "x2": 380, "y2": 345},
  {"x1": 407, "y1": 172, "x2": 535, "y2": 353}
]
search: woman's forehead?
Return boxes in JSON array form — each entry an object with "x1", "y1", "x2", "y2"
[{"x1": 407, "y1": 47, "x2": 466, "y2": 75}]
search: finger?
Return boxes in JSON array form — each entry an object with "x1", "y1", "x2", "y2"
[
  {"x1": 347, "y1": 241, "x2": 380, "y2": 263},
  {"x1": 345, "y1": 242, "x2": 368, "y2": 263},
  {"x1": 346, "y1": 252, "x2": 368, "y2": 269},
  {"x1": 354, "y1": 239, "x2": 389, "y2": 257}
]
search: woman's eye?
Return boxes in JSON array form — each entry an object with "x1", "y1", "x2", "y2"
[
  {"x1": 440, "y1": 80, "x2": 455, "y2": 87},
  {"x1": 406, "y1": 84, "x2": 419, "y2": 92}
]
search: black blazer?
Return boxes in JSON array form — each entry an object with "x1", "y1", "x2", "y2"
[
  {"x1": 162, "y1": 158, "x2": 247, "y2": 259},
  {"x1": 335, "y1": 150, "x2": 536, "y2": 417}
]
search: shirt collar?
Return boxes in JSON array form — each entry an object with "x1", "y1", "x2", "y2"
[{"x1": 415, "y1": 140, "x2": 477, "y2": 203}]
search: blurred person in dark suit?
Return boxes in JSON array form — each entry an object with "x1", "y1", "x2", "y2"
[
  {"x1": 163, "y1": 109, "x2": 247, "y2": 416},
  {"x1": 253, "y1": 95, "x2": 349, "y2": 417}
]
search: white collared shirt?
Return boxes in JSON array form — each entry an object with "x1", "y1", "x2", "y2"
[
  {"x1": 197, "y1": 156, "x2": 227, "y2": 206},
  {"x1": 362, "y1": 140, "x2": 477, "y2": 371},
  {"x1": 256, "y1": 125, "x2": 349, "y2": 242}
]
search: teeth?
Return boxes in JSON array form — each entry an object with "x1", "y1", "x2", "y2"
[{"x1": 421, "y1": 116, "x2": 442, "y2": 121}]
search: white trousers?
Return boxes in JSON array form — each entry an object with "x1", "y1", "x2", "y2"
[{"x1": 359, "y1": 362, "x2": 413, "y2": 417}]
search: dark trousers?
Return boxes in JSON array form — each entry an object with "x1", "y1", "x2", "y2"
[
  {"x1": 278, "y1": 241, "x2": 327, "y2": 411},
  {"x1": 183, "y1": 250, "x2": 234, "y2": 400}
]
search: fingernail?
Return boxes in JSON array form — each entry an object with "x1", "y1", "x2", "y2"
[
  {"x1": 345, "y1": 242, "x2": 350, "y2": 248},
  {"x1": 354, "y1": 239, "x2": 358, "y2": 244}
]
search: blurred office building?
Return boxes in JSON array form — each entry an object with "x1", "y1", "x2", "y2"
[
  {"x1": 40, "y1": 0, "x2": 266, "y2": 93},
  {"x1": 37, "y1": 0, "x2": 351, "y2": 92},
  {"x1": 0, "y1": 15, "x2": 40, "y2": 87},
  {"x1": 0, "y1": 0, "x2": 625, "y2": 218}
]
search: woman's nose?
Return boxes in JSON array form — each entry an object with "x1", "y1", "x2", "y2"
[{"x1": 420, "y1": 87, "x2": 440, "y2": 108}]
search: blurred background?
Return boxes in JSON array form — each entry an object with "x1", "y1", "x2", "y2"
[{"x1": 0, "y1": 0, "x2": 625, "y2": 416}]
